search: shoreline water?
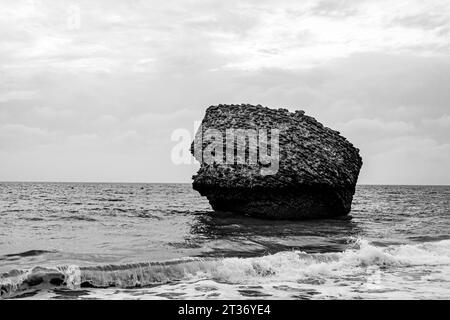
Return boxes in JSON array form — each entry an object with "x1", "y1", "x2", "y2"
[
  {"x1": 0, "y1": 183, "x2": 449, "y2": 299},
  {"x1": 2, "y1": 238, "x2": 450, "y2": 299}
]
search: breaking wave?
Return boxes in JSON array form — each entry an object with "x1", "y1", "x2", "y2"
[{"x1": 2, "y1": 238, "x2": 450, "y2": 298}]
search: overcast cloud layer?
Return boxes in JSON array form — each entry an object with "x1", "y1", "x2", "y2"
[{"x1": 0, "y1": 0, "x2": 449, "y2": 184}]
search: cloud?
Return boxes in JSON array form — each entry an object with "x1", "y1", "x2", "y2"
[
  {"x1": 2, "y1": 0, "x2": 449, "y2": 76},
  {"x1": 0, "y1": 90, "x2": 37, "y2": 103},
  {"x1": 0, "y1": 0, "x2": 449, "y2": 184},
  {"x1": 0, "y1": 124, "x2": 53, "y2": 149},
  {"x1": 310, "y1": 0, "x2": 365, "y2": 18},
  {"x1": 360, "y1": 136, "x2": 450, "y2": 185},
  {"x1": 422, "y1": 115, "x2": 450, "y2": 128},
  {"x1": 393, "y1": 13, "x2": 448, "y2": 30},
  {"x1": 337, "y1": 118, "x2": 414, "y2": 141}
]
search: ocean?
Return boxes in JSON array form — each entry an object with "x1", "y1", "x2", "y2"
[{"x1": 0, "y1": 182, "x2": 449, "y2": 299}]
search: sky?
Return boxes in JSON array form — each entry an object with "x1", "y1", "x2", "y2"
[{"x1": 0, "y1": 0, "x2": 449, "y2": 184}]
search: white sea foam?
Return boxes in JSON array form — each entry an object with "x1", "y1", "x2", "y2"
[
  {"x1": 2, "y1": 238, "x2": 450, "y2": 299},
  {"x1": 208, "y1": 238, "x2": 450, "y2": 284},
  {"x1": 58, "y1": 265, "x2": 81, "y2": 289}
]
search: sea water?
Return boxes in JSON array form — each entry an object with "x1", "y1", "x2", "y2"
[{"x1": 0, "y1": 183, "x2": 449, "y2": 299}]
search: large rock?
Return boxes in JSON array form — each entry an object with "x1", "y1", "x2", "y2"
[{"x1": 191, "y1": 104, "x2": 362, "y2": 219}]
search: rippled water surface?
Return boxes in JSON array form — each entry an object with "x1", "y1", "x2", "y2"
[{"x1": 0, "y1": 183, "x2": 449, "y2": 299}]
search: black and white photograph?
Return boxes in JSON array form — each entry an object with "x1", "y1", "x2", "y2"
[{"x1": 0, "y1": 0, "x2": 449, "y2": 307}]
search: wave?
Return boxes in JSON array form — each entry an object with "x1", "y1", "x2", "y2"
[
  {"x1": 1, "y1": 238, "x2": 450, "y2": 298},
  {"x1": 3, "y1": 250, "x2": 55, "y2": 258}
]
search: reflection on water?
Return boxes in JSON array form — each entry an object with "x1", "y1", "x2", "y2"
[{"x1": 186, "y1": 211, "x2": 362, "y2": 257}]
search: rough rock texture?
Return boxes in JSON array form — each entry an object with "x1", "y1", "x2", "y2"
[{"x1": 191, "y1": 104, "x2": 363, "y2": 220}]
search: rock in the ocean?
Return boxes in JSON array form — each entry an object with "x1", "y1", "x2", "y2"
[{"x1": 191, "y1": 104, "x2": 363, "y2": 220}]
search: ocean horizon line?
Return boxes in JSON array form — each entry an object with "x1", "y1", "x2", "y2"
[{"x1": 0, "y1": 180, "x2": 448, "y2": 187}]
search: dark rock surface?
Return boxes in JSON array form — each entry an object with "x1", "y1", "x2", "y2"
[{"x1": 191, "y1": 104, "x2": 363, "y2": 219}]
